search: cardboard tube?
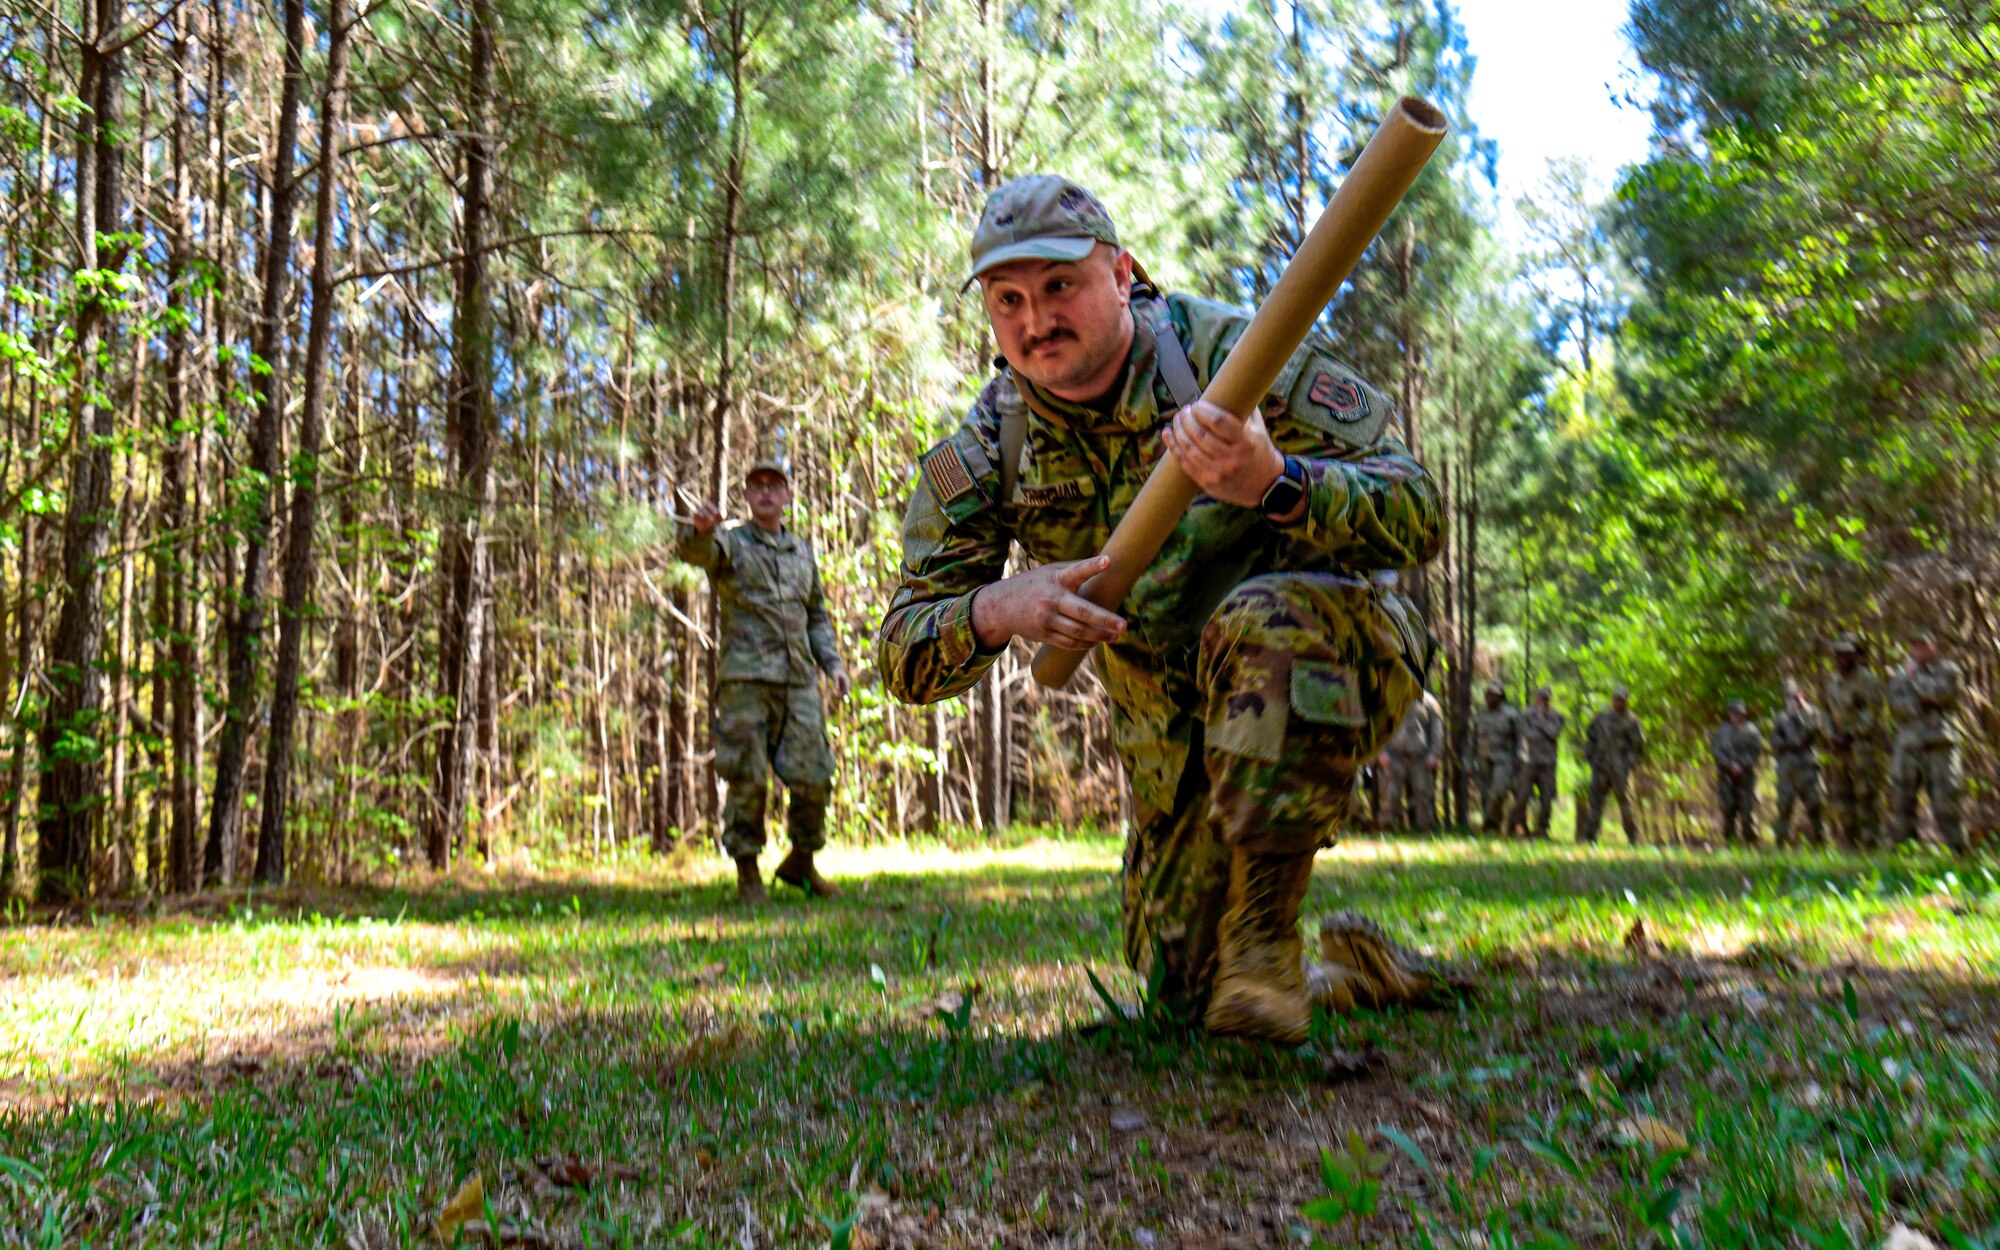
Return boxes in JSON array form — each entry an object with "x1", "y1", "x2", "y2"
[{"x1": 1030, "y1": 97, "x2": 1448, "y2": 690}]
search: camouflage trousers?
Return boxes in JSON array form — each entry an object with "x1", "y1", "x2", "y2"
[
  {"x1": 712, "y1": 679, "x2": 835, "y2": 859},
  {"x1": 1580, "y1": 767, "x2": 1638, "y2": 843},
  {"x1": 1121, "y1": 573, "x2": 1423, "y2": 1018},
  {"x1": 1827, "y1": 744, "x2": 1887, "y2": 848},
  {"x1": 1888, "y1": 742, "x2": 1964, "y2": 853},
  {"x1": 1509, "y1": 762, "x2": 1557, "y2": 838},
  {"x1": 1477, "y1": 759, "x2": 1515, "y2": 834},
  {"x1": 1772, "y1": 754, "x2": 1823, "y2": 847},
  {"x1": 1383, "y1": 752, "x2": 1435, "y2": 833},
  {"x1": 1716, "y1": 770, "x2": 1757, "y2": 845}
]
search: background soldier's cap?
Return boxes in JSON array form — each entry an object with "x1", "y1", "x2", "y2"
[
  {"x1": 744, "y1": 457, "x2": 790, "y2": 484},
  {"x1": 962, "y1": 174, "x2": 1120, "y2": 291},
  {"x1": 1728, "y1": 699, "x2": 1747, "y2": 715},
  {"x1": 1484, "y1": 679, "x2": 1504, "y2": 696},
  {"x1": 1612, "y1": 685, "x2": 1630, "y2": 699},
  {"x1": 1831, "y1": 635, "x2": 1861, "y2": 655}
]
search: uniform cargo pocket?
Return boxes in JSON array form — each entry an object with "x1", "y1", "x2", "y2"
[{"x1": 1290, "y1": 660, "x2": 1367, "y2": 727}]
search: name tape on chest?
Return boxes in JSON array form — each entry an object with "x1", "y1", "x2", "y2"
[{"x1": 1016, "y1": 476, "x2": 1097, "y2": 507}]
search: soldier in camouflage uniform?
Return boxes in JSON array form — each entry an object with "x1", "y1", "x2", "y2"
[
  {"x1": 680, "y1": 459, "x2": 851, "y2": 902},
  {"x1": 1579, "y1": 686, "x2": 1644, "y2": 844},
  {"x1": 1470, "y1": 681, "x2": 1523, "y2": 835},
  {"x1": 1886, "y1": 635, "x2": 1966, "y2": 853},
  {"x1": 1381, "y1": 688, "x2": 1445, "y2": 833},
  {"x1": 1769, "y1": 679, "x2": 1826, "y2": 848},
  {"x1": 1709, "y1": 700, "x2": 1764, "y2": 847},
  {"x1": 1822, "y1": 636, "x2": 1887, "y2": 849},
  {"x1": 877, "y1": 176, "x2": 1442, "y2": 1045},
  {"x1": 1509, "y1": 686, "x2": 1563, "y2": 839}
]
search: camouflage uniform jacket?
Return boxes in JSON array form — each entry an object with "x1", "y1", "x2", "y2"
[
  {"x1": 876, "y1": 290, "x2": 1440, "y2": 813},
  {"x1": 1520, "y1": 706, "x2": 1564, "y2": 767},
  {"x1": 1471, "y1": 703, "x2": 1523, "y2": 766},
  {"x1": 1585, "y1": 709, "x2": 1645, "y2": 773},
  {"x1": 1887, "y1": 658, "x2": 1962, "y2": 749},
  {"x1": 1821, "y1": 668, "x2": 1885, "y2": 751},
  {"x1": 676, "y1": 521, "x2": 844, "y2": 685},
  {"x1": 1769, "y1": 704, "x2": 1823, "y2": 759},
  {"x1": 1709, "y1": 721, "x2": 1764, "y2": 772},
  {"x1": 1386, "y1": 690, "x2": 1444, "y2": 762}
]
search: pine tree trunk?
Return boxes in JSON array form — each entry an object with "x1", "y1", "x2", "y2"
[
  {"x1": 429, "y1": 0, "x2": 497, "y2": 869},
  {"x1": 36, "y1": 0, "x2": 128, "y2": 903},
  {"x1": 257, "y1": 0, "x2": 352, "y2": 882},
  {"x1": 207, "y1": 0, "x2": 310, "y2": 882}
]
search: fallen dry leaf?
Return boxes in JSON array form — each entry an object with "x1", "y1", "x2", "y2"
[
  {"x1": 227, "y1": 1053, "x2": 264, "y2": 1077},
  {"x1": 434, "y1": 1173, "x2": 485, "y2": 1242},
  {"x1": 1577, "y1": 1067, "x2": 1618, "y2": 1113},
  {"x1": 1610, "y1": 1114, "x2": 1688, "y2": 1151},
  {"x1": 1883, "y1": 1224, "x2": 1939, "y2": 1250},
  {"x1": 536, "y1": 1154, "x2": 595, "y2": 1189},
  {"x1": 1108, "y1": 1109, "x2": 1147, "y2": 1133},
  {"x1": 1622, "y1": 918, "x2": 1655, "y2": 958}
]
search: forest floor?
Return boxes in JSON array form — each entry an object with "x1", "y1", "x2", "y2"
[{"x1": 2, "y1": 834, "x2": 1997, "y2": 1249}]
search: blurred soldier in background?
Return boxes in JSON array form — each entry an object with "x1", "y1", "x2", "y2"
[
  {"x1": 681, "y1": 458, "x2": 850, "y2": 902},
  {"x1": 1822, "y1": 636, "x2": 1886, "y2": 849},
  {"x1": 1886, "y1": 635, "x2": 1966, "y2": 853},
  {"x1": 1509, "y1": 686, "x2": 1563, "y2": 839},
  {"x1": 1382, "y1": 688, "x2": 1445, "y2": 833},
  {"x1": 1769, "y1": 680, "x2": 1826, "y2": 848},
  {"x1": 1580, "y1": 686, "x2": 1645, "y2": 844},
  {"x1": 1709, "y1": 700, "x2": 1764, "y2": 847},
  {"x1": 1470, "y1": 680, "x2": 1523, "y2": 835}
]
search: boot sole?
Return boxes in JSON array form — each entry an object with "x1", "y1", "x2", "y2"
[{"x1": 1204, "y1": 985, "x2": 1308, "y2": 1046}]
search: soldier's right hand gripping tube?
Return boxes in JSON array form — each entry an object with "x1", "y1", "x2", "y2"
[{"x1": 1031, "y1": 97, "x2": 1449, "y2": 690}]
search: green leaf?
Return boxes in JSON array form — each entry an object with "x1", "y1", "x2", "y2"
[{"x1": 1377, "y1": 1124, "x2": 1437, "y2": 1183}]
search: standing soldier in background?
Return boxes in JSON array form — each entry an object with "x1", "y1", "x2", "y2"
[
  {"x1": 1580, "y1": 686, "x2": 1645, "y2": 844},
  {"x1": 1769, "y1": 680, "x2": 1826, "y2": 848},
  {"x1": 681, "y1": 458, "x2": 851, "y2": 902},
  {"x1": 879, "y1": 176, "x2": 1450, "y2": 1044},
  {"x1": 1509, "y1": 686, "x2": 1563, "y2": 839},
  {"x1": 1886, "y1": 635, "x2": 1966, "y2": 853},
  {"x1": 1381, "y1": 688, "x2": 1445, "y2": 833},
  {"x1": 1822, "y1": 636, "x2": 1887, "y2": 848},
  {"x1": 1709, "y1": 700, "x2": 1764, "y2": 847},
  {"x1": 1470, "y1": 681, "x2": 1523, "y2": 835}
]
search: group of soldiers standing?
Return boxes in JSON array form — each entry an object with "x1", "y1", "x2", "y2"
[
  {"x1": 1378, "y1": 681, "x2": 1645, "y2": 842},
  {"x1": 1374, "y1": 634, "x2": 1971, "y2": 852},
  {"x1": 1708, "y1": 635, "x2": 1967, "y2": 852}
]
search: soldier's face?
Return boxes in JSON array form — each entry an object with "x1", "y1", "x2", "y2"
[
  {"x1": 744, "y1": 473, "x2": 790, "y2": 527},
  {"x1": 1484, "y1": 691, "x2": 1501, "y2": 709},
  {"x1": 980, "y1": 245, "x2": 1135, "y2": 401},
  {"x1": 1613, "y1": 696, "x2": 1628, "y2": 713},
  {"x1": 1910, "y1": 640, "x2": 1936, "y2": 666},
  {"x1": 1835, "y1": 653, "x2": 1857, "y2": 674}
]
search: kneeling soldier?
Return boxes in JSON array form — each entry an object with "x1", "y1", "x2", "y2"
[{"x1": 879, "y1": 176, "x2": 1449, "y2": 1043}]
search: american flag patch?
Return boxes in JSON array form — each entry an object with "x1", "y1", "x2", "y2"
[{"x1": 921, "y1": 442, "x2": 977, "y2": 507}]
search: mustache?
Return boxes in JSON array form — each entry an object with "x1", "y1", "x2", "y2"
[{"x1": 1023, "y1": 328, "x2": 1074, "y2": 352}]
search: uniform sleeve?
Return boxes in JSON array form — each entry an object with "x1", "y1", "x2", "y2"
[
  {"x1": 1708, "y1": 727, "x2": 1726, "y2": 765},
  {"x1": 877, "y1": 423, "x2": 1014, "y2": 705},
  {"x1": 675, "y1": 522, "x2": 729, "y2": 572},
  {"x1": 804, "y1": 550, "x2": 844, "y2": 677},
  {"x1": 1917, "y1": 662, "x2": 1963, "y2": 710},
  {"x1": 1268, "y1": 348, "x2": 1442, "y2": 569}
]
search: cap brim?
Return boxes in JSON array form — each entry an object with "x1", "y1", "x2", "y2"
[{"x1": 960, "y1": 235, "x2": 1099, "y2": 292}]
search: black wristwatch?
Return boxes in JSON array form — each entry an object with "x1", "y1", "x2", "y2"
[{"x1": 1260, "y1": 455, "x2": 1306, "y2": 523}]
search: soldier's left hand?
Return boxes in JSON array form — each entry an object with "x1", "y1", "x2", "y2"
[
  {"x1": 830, "y1": 669, "x2": 852, "y2": 705},
  {"x1": 1161, "y1": 399, "x2": 1286, "y2": 509}
]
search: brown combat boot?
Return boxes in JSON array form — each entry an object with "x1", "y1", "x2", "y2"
[
  {"x1": 1312, "y1": 911, "x2": 1462, "y2": 1011},
  {"x1": 774, "y1": 847, "x2": 842, "y2": 898},
  {"x1": 734, "y1": 855, "x2": 768, "y2": 904},
  {"x1": 1203, "y1": 850, "x2": 1315, "y2": 1046}
]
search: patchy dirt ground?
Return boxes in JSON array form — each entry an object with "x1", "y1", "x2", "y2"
[{"x1": 3, "y1": 836, "x2": 1996, "y2": 1247}]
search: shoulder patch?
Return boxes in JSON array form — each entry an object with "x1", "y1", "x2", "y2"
[
  {"x1": 918, "y1": 431, "x2": 996, "y2": 527},
  {"x1": 1284, "y1": 356, "x2": 1391, "y2": 449}
]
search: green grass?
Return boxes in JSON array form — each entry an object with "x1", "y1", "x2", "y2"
[{"x1": 2, "y1": 835, "x2": 1997, "y2": 1248}]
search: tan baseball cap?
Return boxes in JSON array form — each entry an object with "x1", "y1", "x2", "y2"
[
  {"x1": 962, "y1": 175, "x2": 1120, "y2": 291},
  {"x1": 744, "y1": 457, "x2": 790, "y2": 485}
]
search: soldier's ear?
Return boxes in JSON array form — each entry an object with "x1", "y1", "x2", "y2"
[{"x1": 1110, "y1": 248, "x2": 1134, "y2": 306}]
